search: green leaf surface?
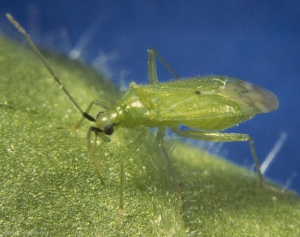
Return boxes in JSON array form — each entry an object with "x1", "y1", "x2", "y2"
[{"x1": 1, "y1": 36, "x2": 299, "y2": 236}]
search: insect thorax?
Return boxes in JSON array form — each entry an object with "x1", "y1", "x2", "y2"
[{"x1": 111, "y1": 86, "x2": 151, "y2": 128}]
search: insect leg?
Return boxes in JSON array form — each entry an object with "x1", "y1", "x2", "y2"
[
  {"x1": 156, "y1": 128, "x2": 183, "y2": 214},
  {"x1": 147, "y1": 48, "x2": 180, "y2": 84},
  {"x1": 117, "y1": 130, "x2": 146, "y2": 227},
  {"x1": 171, "y1": 129, "x2": 266, "y2": 188},
  {"x1": 87, "y1": 127, "x2": 105, "y2": 184}
]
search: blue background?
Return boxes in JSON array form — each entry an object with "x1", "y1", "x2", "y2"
[{"x1": 2, "y1": 1, "x2": 300, "y2": 194}]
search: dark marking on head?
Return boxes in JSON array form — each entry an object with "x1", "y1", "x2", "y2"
[
  {"x1": 96, "y1": 111, "x2": 104, "y2": 118},
  {"x1": 83, "y1": 112, "x2": 96, "y2": 122},
  {"x1": 90, "y1": 126, "x2": 103, "y2": 133}
]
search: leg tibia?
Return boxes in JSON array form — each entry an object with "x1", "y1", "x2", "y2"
[{"x1": 172, "y1": 129, "x2": 264, "y2": 187}]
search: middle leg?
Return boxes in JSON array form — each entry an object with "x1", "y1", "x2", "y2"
[{"x1": 156, "y1": 128, "x2": 183, "y2": 214}]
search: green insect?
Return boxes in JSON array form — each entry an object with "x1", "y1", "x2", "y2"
[{"x1": 6, "y1": 13, "x2": 279, "y2": 217}]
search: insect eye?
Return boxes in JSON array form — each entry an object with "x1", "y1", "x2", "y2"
[
  {"x1": 104, "y1": 124, "x2": 114, "y2": 135},
  {"x1": 96, "y1": 111, "x2": 104, "y2": 118}
]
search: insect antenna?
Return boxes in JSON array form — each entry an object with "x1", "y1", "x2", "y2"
[{"x1": 6, "y1": 13, "x2": 95, "y2": 123}]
